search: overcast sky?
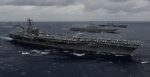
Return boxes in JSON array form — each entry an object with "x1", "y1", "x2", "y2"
[{"x1": 0, "y1": 0, "x2": 150, "y2": 21}]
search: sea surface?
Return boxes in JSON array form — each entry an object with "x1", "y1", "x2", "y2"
[{"x1": 0, "y1": 21, "x2": 150, "y2": 77}]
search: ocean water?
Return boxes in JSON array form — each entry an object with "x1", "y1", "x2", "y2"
[{"x1": 0, "y1": 21, "x2": 150, "y2": 77}]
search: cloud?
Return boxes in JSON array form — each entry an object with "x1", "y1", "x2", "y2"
[
  {"x1": 108, "y1": 0, "x2": 129, "y2": 2},
  {"x1": 81, "y1": 0, "x2": 150, "y2": 13},
  {"x1": 0, "y1": 0, "x2": 150, "y2": 21},
  {"x1": 0, "y1": 0, "x2": 77, "y2": 6},
  {"x1": 0, "y1": 0, "x2": 149, "y2": 13}
]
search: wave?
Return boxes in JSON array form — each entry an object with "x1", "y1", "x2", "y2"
[
  {"x1": 0, "y1": 36, "x2": 12, "y2": 40},
  {"x1": 141, "y1": 61, "x2": 150, "y2": 64},
  {"x1": 0, "y1": 26, "x2": 13, "y2": 28},
  {"x1": 20, "y1": 49, "x2": 50, "y2": 56}
]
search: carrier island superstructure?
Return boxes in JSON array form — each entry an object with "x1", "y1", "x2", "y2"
[{"x1": 8, "y1": 19, "x2": 142, "y2": 56}]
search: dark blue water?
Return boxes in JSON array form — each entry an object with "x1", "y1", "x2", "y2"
[{"x1": 0, "y1": 21, "x2": 150, "y2": 77}]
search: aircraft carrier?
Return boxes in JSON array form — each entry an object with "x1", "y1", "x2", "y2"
[
  {"x1": 99, "y1": 23, "x2": 127, "y2": 28},
  {"x1": 70, "y1": 24, "x2": 118, "y2": 33},
  {"x1": 8, "y1": 19, "x2": 142, "y2": 56}
]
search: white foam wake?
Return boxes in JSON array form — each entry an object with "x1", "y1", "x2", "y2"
[
  {"x1": 72, "y1": 53, "x2": 85, "y2": 57},
  {"x1": 141, "y1": 61, "x2": 149, "y2": 64},
  {"x1": 0, "y1": 36, "x2": 12, "y2": 40},
  {"x1": 20, "y1": 50, "x2": 50, "y2": 56}
]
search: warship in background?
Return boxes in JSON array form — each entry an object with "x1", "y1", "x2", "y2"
[
  {"x1": 70, "y1": 24, "x2": 119, "y2": 33},
  {"x1": 99, "y1": 22, "x2": 127, "y2": 28},
  {"x1": 8, "y1": 19, "x2": 142, "y2": 56}
]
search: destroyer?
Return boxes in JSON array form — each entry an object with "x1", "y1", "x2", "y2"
[
  {"x1": 8, "y1": 19, "x2": 141, "y2": 56},
  {"x1": 70, "y1": 24, "x2": 118, "y2": 33}
]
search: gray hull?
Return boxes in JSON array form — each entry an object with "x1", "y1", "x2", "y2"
[
  {"x1": 10, "y1": 36, "x2": 135, "y2": 56},
  {"x1": 70, "y1": 28, "x2": 118, "y2": 33}
]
